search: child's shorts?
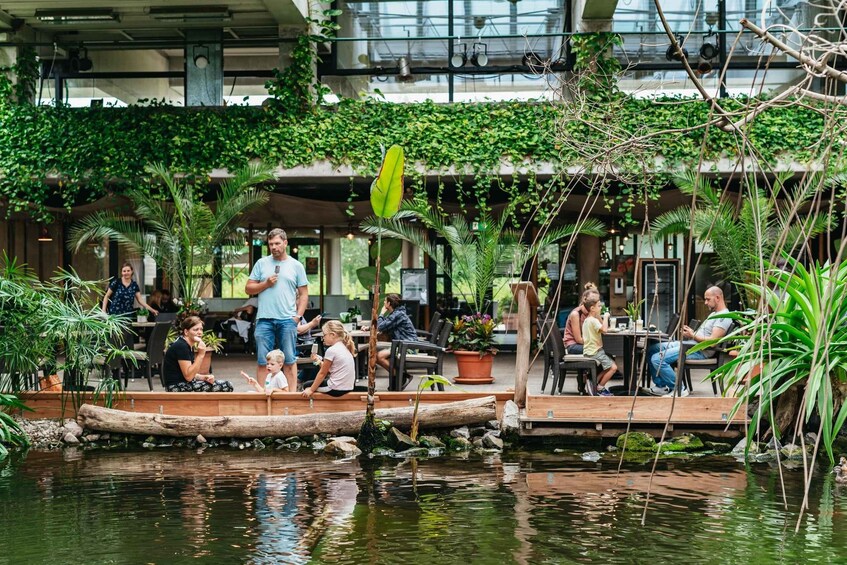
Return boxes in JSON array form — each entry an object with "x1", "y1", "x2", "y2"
[{"x1": 590, "y1": 350, "x2": 615, "y2": 371}]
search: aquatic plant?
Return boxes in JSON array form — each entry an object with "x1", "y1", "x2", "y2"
[{"x1": 0, "y1": 392, "x2": 30, "y2": 458}]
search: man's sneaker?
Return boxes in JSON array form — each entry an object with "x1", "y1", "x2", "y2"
[
  {"x1": 662, "y1": 386, "x2": 690, "y2": 398},
  {"x1": 649, "y1": 385, "x2": 670, "y2": 396},
  {"x1": 598, "y1": 387, "x2": 614, "y2": 397}
]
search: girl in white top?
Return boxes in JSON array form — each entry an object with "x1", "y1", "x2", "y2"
[
  {"x1": 242, "y1": 350, "x2": 288, "y2": 394},
  {"x1": 302, "y1": 320, "x2": 356, "y2": 397}
]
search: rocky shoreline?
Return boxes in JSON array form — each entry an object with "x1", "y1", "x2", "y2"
[{"x1": 10, "y1": 408, "x2": 819, "y2": 464}]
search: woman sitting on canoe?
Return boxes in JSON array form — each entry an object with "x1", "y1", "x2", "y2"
[{"x1": 163, "y1": 316, "x2": 233, "y2": 392}]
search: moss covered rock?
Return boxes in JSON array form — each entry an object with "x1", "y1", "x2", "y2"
[
  {"x1": 616, "y1": 432, "x2": 656, "y2": 452},
  {"x1": 658, "y1": 434, "x2": 704, "y2": 453}
]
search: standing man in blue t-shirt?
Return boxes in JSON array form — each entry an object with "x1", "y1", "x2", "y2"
[{"x1": 246, "y1": 228, "x2": 309, "y2": 390}]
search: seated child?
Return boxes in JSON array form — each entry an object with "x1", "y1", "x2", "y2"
[
  {"x1": 242, "y1": 349, "x2": 288, "y2": 394},
  {"x1": 581, "y1": 296, "x2": 618, "y2": 397},
  {"x1": 301, "y1": 320, "x2": 356, "y2": 398}
]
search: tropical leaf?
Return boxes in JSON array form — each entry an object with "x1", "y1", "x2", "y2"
[
  {"x1": 356, "y1": 266, "x2": 390, "y2": 291},
  {"x1": 370, "y1": 145, "x2": 404, "y2": 218},
  {"x1": 370, "y1": 238, "x2": 403, "y2": 265}
]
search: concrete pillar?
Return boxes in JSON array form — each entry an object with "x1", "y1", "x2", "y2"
[{"x1": 185, "y1": 29, "x2": 223, "y2": 106}]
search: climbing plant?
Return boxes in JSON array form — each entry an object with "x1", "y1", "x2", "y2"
[
  {"x1": 264, "y1": 8, "x2": 341, "y2": 115},
  {"x1": 0, "y1": 89, "x2": 841, "y2": 222},
  {"x1": 570, "y1": 32, "x2": 623, "y2": 103}
]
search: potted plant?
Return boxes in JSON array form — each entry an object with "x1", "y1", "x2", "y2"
[
  {"x1": 449, "y1": 313, "x2": 499, "y2": 384},
  {"x1": 624, "y1": 299, "x2": 644, "y2": 330},
  {"x1": 136, "y1": 308, "x2": 149, "y2": 323},
  {"x1": 362, "y1": 195, "x2": 605, "y2": 382}
]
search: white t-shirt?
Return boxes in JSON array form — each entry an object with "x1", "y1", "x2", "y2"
[
  {"x1": 264, "y1": 371, "x2": 288, "y2": 391},
  {"x1": 323, "y1": 341, "x2": 355, "y2": 391}
]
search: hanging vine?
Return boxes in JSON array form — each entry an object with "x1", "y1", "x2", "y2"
[{"x1": 264, "y1": 9, "x2": 341, "y2": 116}]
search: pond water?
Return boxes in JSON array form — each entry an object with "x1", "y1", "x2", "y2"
[{"x1": 0, "y1": 448, "x2": 844, "y2": 564}]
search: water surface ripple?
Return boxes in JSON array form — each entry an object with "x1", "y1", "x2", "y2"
[{"x1": 0, "y1": 449, "x2": 843, "y2": 564}]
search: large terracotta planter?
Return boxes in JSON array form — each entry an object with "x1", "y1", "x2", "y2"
[
  {"x1": 453, "y1": 350, "x2": 495, "y2": 384},
  {"x1": 199, "y1": 352, "x2": 213, "y2": 374}
]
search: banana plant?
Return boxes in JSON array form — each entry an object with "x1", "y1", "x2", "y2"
[{"x1": 358, "y1": 145, "x2": 405, "y2": 453}]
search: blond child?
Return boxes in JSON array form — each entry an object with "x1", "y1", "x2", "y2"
[
  {"x1": 241, "y1": 349, "x2": 288, "y2": 395},
  {"x1": 301, "y1": 320, "x2": 356, "y2": 398},
  {"x1": 581, "y1": 296, "x2": 618, "y2": 397}
]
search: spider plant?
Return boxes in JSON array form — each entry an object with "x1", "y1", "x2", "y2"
[
  {"x1": 67, "y1": 161, "x2": 274, "y2": 304},
  {"x1": 706, "y1": 257, "x2": 847, "y2": 462}
]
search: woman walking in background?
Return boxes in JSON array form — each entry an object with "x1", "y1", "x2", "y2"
[{"x1": 102, "y1": 262, "x2": 158, "y2": 318}]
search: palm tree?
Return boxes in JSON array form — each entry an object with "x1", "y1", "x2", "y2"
[
  {"x1": 361, "y1": 196, "x2": 606, "y2": 314},
  {"x1": 651, "y1": 171, "x2": 831, "y2": 308},
  {"x1": 68, "y1": 162, "x2": 275, "y2": 304}
]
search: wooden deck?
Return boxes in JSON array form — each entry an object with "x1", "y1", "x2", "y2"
[
  {"x1": 520, "y1": 394, "x2": 747, "y2": 438},
  {"x1": 17, "y1": 390, "x2": 748, "y2": 439}
]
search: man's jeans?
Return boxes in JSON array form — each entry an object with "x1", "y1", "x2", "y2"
[
  {"x1": 254, "y1": 318, "x2": 297, "y2": 366},
  {"x1": 647, "y1": 341, "x2": 706, "y2": 388}
]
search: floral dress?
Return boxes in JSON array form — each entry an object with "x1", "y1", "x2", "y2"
[{"x1": 107, "y1": 279, "x2": 140, "y2": 317}]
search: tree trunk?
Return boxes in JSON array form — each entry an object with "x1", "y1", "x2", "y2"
[{"x1": 77, "y1": 395, "x2": 497, "y2": 438}]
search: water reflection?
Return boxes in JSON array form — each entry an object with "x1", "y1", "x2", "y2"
[{"x1": 0, "y1": 449, "x2": 845, "y2": 563}]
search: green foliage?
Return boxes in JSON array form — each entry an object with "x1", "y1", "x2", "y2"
[
  {"x1": 370, "y1": 145, "x2": 405, "y2": 218},
  {"x1": 624, "y1": 299, "x2": 644, "y2": 321},
  {"x1": 0, "y1": 392, "x2": 30, "y2": 458},
  {"x1": 362, "y1": 195, "x2": 606, "y2": 313},
  {"x1": 0, "y1": 255, "x2": 132, "y2": 398},
  {"x1": 449, "y1": 313, "x2": 498, "y2": 354},
  {"x1": 0, "y1": 86, "x2": 842, "y2": 222},
  {"x1": 67, "y1": 161, "x2": 274, "y2": 302},
  {"x1": 263, "y1": 9, "x2": 340, "y2": 115},
  {"x1": 706, "y1": 258, "x2": 847, "y2": 463},
  {"x1": 410, "y1": 374, "x2": 454, "y2": 442},
  {"x1": 571, "y1": 32, "x2": 623, "y2": 103},
  {"x1": 651, "y1": 171, "x2": 833, "y2": 307}
]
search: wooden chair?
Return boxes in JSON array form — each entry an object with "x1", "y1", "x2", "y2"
[
  {"x1": 677, "y1": 322, "x2": 736, "y2": 396},
  {"x1": 546, "y1": 323, "x2": 598, "y2": 396},
  {"x1": 388, "y1": 320, "x2": 453, "y2": 391}
]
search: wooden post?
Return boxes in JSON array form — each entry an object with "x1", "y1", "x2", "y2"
[{"x1": 510, "y1": 282, "x2": 538, "y2": 409}]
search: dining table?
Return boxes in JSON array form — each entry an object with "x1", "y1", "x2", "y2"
[{"x1": 603, "y1": 328, "x2": 669, "y2": 392}]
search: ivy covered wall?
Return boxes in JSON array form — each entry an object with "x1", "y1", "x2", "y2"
[{"x1": 0, "y1": 97, "x2": 837, "y2": 220}]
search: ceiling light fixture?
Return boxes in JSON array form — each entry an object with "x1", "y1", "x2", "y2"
[
  {"x1": 397, "y1": 56, "x2": 413, "y2": 82},
  {"x1": 148, "y1": 6, "x2": 232, "y2": 21},
  {"x1": 36, "y1": 8, "x2": 119, "y2": 23},
  {"x1": 471, "y1": 42, "x2": 488, "y2": 67},
  {"x1": 69, "y1": 48, "x2": 93, "y2": 72},
  {"x1": 451, "y1": 43, "x2": 467, "y2": 67},
  {"x1": 665, "y1": 35, "x2": 688, "y2": 62},
  {"x1": 522, "y1": 51, "x2": 545, "y2": 72},
  {"x1": 193, "y1": 46, "x2": 210, "y2": 69}
]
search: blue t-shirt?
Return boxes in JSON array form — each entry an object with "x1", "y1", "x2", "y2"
[{"x1": 248, "y1": 255, "x2": 308, "y2": 319}]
